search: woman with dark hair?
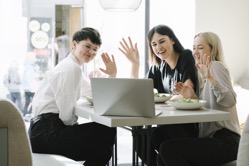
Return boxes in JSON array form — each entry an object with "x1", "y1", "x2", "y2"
[
  {"x1": 119, "y1": 24, "x2": 199, "y2": 165},
  {"x1": 146, "y1": 24, "x2": 199, "y2": 94}
]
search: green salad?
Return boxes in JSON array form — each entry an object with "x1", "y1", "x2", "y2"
[
  {"x1": 177, "y1": 98, "x2": 200, "y2": 103},
  {"x1": 154, "y1": 93, "x2": 167, "y2": 97},
  {"x1": 153, "y1": 89, "x2": 167, "y2": 97}
]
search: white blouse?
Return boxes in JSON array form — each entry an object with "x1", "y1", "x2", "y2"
[{"x1": 32, "y1": 53, "x2": 91, "y2": 125}]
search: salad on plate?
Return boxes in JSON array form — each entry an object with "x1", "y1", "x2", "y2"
[
  {"x1": 169, "y1": 98, "x2": 207, "y2": 110},
  {"x1": 154, "y1": 89, "x2": 172, "y2": 103}
]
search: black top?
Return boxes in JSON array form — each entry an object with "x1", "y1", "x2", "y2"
[{"x1": 146, "y1": 49, "x2": 199, "y2": 94}]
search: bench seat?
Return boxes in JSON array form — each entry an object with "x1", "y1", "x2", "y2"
[{"x1": 33, "y1": 153, "x2": 82, "y2": 166}]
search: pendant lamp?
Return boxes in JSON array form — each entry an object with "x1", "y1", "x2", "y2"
[{"x1": 98, "y1": 0, "x2": 142, "y2": 12}]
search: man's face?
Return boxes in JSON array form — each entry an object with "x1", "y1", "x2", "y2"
[{"x1": 73, "y1": 38, "x2": 100, "y2": 64}]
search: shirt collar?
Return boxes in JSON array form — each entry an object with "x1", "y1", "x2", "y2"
[{"x1": 69, "y1": 53, "x2": 81, "y2": 66}]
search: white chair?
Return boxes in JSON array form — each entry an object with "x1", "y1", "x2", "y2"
[
  {"x1": 0, "y1": 98, "x2": 82, "y2": 166},
  {"x1": 221, "y1": 114, "x2": 249, "y2": 166},
  {"x1": 236, "y1": 114, "x2": 249, "y2": 166}
]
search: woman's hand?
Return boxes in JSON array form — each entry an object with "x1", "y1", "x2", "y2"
[
  {"x1": 119, "y1": 37, "x2": 140, "y2": 66},
  {"x1": 174, "y1": 82, "x2": 198, "y2": 99},
  {"x1": 195, "y1": 54, "x2": 217, "y2": 86},
  {"x1": 118, "y1": 37, "x2": 140, "y2": 78},
  {"x1": 195, "y1": 54, "x2": 212, "y2": 79},
  {"x1": 99, "y1": 53, "x2": 117, "y2": 78}
]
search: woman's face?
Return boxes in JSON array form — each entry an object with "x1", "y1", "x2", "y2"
[
  {"x1": 192, "y1": 36, "x2": 212, "y2": 64},
  {"x1": 72, "y1": 38, "x2": 99, "y2": 65},
  {"x1": 150, "y1": 32, "x2": 175, "y2": 61}
]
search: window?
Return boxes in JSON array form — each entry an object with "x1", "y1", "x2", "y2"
[{"x1": 84, "y1": 0, "x2": 195, "y2": 78}]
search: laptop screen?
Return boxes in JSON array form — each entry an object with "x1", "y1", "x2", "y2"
[{"x1": 90, "y1": 78, "x2": 156, "y2": 117}]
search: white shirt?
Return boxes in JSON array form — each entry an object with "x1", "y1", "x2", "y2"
[{"x1": 32, "y1": 53, "x2": 91, "y2": 125}]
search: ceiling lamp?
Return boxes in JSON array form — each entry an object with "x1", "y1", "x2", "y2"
[{"x1": 98, "y1": 0, "x2": 142, "y2": 12}]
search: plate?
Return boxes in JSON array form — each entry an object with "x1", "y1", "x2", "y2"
[
  {"x1": 154, "y1": 93, "x2": 172, "y2": 103},
  {"x1": 83, "y1": 96, "x2": 93, "y2": 104},
  {"x1": 168, "y1": 99, "x2": 207, "y2": 110}
]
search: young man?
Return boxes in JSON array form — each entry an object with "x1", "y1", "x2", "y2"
[{"x1": 28, "y1": 27, "x2": 117, "y2": 166}]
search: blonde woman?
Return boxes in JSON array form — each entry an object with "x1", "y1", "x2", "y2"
[{"x1": 158, "y1": 32, "x2": 241, "y2": 166}]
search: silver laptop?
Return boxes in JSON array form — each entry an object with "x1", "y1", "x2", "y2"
[{"x1": 90, "y1": 78, "x2": 157, "y2": 117}]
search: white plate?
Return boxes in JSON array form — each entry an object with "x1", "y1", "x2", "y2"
[
  {"x1": 168, "y1": 99, "x2": 207, "y2": 110},
  {"x1": 83, "y1": 96, "x2": 93, "y2": 104},
  {"x1": 154, "y1": 93, "x2": 172, "y2": 103}
]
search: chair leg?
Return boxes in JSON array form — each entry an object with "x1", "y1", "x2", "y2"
[
  {"x1": 112, "y1": 135, "x2": 117, "y2": 166},
  {"x1": 107, "y1": 135, "x2": 117, "y2": 166}
]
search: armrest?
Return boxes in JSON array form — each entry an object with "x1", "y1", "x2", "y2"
[{"x1": 0, "y1": 128, "x2": 7, "y2": 166}]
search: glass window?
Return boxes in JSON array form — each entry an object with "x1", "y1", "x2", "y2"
[
  {"x1": 84, "y1": 0, "x2": 146, "y2": 78},
  {"x1": 84, "y1": 0, "x2": 195, "y2": 78}
]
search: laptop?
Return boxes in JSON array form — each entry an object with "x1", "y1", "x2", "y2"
[{"x1": 90, "y1": 78, "x2": 159, "y2": 117}]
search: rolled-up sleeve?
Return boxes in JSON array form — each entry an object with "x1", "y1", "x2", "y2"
[{"x1": 211, "y1": 62, "x2": 236, "y2": 107}]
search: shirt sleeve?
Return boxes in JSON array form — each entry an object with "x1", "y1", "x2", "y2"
[
  {"x1": 210, "y1": 61, "x2": 236, "y2": 107},
  {"x1": 49, "y1": 66, "x2": 82, "y2": 125},
  {"x1": 80, "y1": 74, "x2": 92, "y2": 97}
]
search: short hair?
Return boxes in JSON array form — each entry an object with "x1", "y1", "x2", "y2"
[
  {"x1": 72, "y1": 27, "x2": 102, "y2": 45},
  {"x1": 194, "y1": 32, "x2": 225, "y2": 64},
  {"x1": 147, "y1": 24, "x2": 184, "y2": 65}
]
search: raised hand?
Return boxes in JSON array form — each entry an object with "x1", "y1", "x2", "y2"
[
  {"x1": 119, "y1": 37, "x2": 140, "y2": 67},
  {"x1": 195, "y1": 54, "x2": 212, "y2": 79},
  {"x1": 99, "y1": 52, "x2": 117, "y2": 78},
  {"x1": 119, "y1": 37, "x2": 140, "y2": 78}
]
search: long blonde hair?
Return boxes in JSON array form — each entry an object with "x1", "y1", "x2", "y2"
[
  {"x1": 194, "y1": 32, "x2": 226, "y2": 64},
  {"x1": 194, "y1": 32, "x2": 234, "y2": 85}
]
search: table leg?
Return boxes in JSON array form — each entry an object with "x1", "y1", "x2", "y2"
[
  {"x1": 146, "y1": 125, "x2": 152, "y2": 166},
  {"x1": 112, "y1": 135, "x2": 117, "y2": 166},
  {"x1": 122, "y1": 126, "x2": 138, "y2": 166},
  {"x1": 131, "y1": 126, "x2": 153, "y2": 166},
  {"x1": 141, "y1": 128, "x2": 146, "y2": 166},
  {"x1": 132, "y1": 126, "x2": 138, "y2": 166}
]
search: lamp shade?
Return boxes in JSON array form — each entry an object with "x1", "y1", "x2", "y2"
[{"x1": 98, "y1": 0, "x2": 142, "y2": 12}]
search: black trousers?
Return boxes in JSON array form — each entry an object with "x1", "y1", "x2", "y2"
[
  {"x1": 28, "y1": 113, "x2": 117, "y2": 166},
  {"x1": 136, "y1": 123, "x2": 198, "y2": 166},
  {"x1": 157, "y1": 128, "x2": 240, "y2": 166}
]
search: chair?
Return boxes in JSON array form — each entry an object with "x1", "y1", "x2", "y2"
[
  {"x1": 0, "y1": 98, "x2": 82, "y2": 166},
  {"x1": 221, "y1": 114, "x2": 249, "y2": 166},
  {"x1": 236, "y1": 114, "x2": 249, "y2": 166},
  {"x1": 0, "y1": 98, "x2": 32, "y2": 166}
]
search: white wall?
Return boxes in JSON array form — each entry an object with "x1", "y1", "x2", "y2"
[
  {"x1": 195, "y1": 0, "x2": 249, "y2": 83},
  {"x1": 150, "y1": 0, "x2": 195, "y2": 50}
]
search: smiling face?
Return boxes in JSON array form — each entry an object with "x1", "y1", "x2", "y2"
[
  {"x1": 192, "y1": 36, "x2": 212, "y2": 64},
  {"x1": 72, "y1": 38, "x2": 99, "y2": 65},
  {"x1": 150, "y1": 32, "x2": 175, "y2": 61}
]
